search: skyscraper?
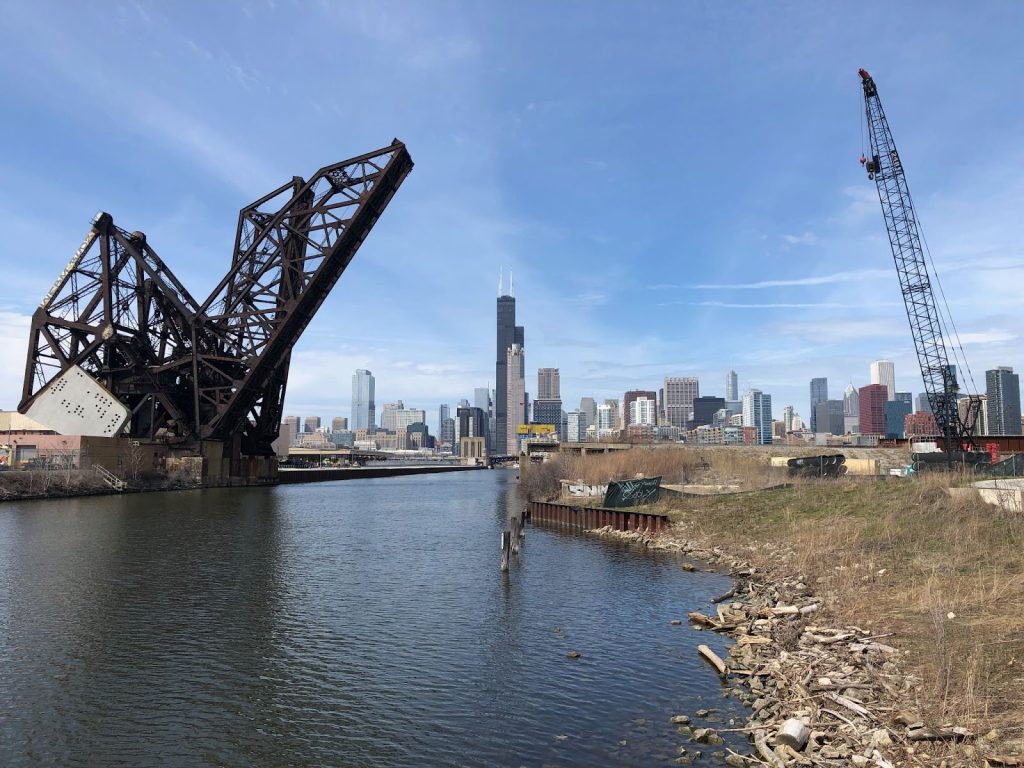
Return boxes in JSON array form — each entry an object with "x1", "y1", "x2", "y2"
[
  {"x1": 986, "y1": 367, "x2": 1022, "y2": 435},
  {"x1": 664, "y1": 376, "x2": 700, "y2": 428},
  {"x1": 537, "y1": 368, "x2": 560, "y2": 399},
  {"x1": 915, "y1": 393, "x2": 932, "y2": 414},
  {"x1": 870, "y1": 360, "x2": 895, "y2": 401},
  {"x1": 303, "y1": 416, "x2": 321, "y2": 434},
  {"x1": 505, "y1": 344, "x2": 526, "y2": 454},
  {"x1": 566, "y1": 410, "x2": 587, "y2": 442},
  {"x1": 603, "y1": 399, "x2": 620, "y2": 430},
  {"x1": 629, "y1": 396, "x2": 656, "y2": 426},
  {"x1": 843, "y1": 384, "x2": 860, "y2": 417},
  {"x1": 809, "y1": 377, "x2": 828, "y2": 432},
  {"x1": 815, "y1": 400, "x2": 845, "y2": 436},
  {"x1": 331, "y1": 416, "x2": 348, "y2": 432},
  {"x1": 859, "y1": 384, "x2": 888, "y2": 435},
  {"x1": 579, "y1": 397, "x2": 597, "y2": 427},
  {"x1": 692, "y1": 396, "x2": 725, "y2": 428},
  {"x1": 351, "y1": 369, "x2": 375, "y2": 431},
  {"x1": 495, "y1": 272, "x2": 524, "y2": 455},
  {"x1": 742, "y1": 390, "x2": 773, "y2": 445},
  {"x1": 725, "y1": 370, "x2": 738, "y2": 402},
  {"x1": 380, "y1": 401, "x2": 404, "y2": 432},
  {"x1": 623, "y1": 390, "x2": 657, "y2": 426}
]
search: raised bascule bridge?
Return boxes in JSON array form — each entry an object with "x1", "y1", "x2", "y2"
[{"x1": 18, "y1": 141, "x2": 413, "y2": 485}]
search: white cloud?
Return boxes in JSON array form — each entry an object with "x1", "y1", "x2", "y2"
[{"x1": 782, "y1": 231, "x2": 820, "y2": 246}]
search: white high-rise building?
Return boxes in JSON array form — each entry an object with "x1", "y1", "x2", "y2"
[
  {"x1": 725, "y1": 370, "x2": 738, "y2": 402},
  {"x1": 870, "y1": 360, "x2": 895, "y2": 401},
  {"x1": 596, "y1": 404, "x2": 614, "y2": 431},
  {"x1": 743, "y1": 389, "x2": 773, "y2": 445},
  {"x1": 506, "y1": 344, "x2": 526, "y2": 454},
  {"x1": 843, "y1": 384, "x2": 860, "y2": 416},
  {"x1": 783, "y1": 405, "x2": 795, "y2": 432},
  {"x1": 380, "y1": 401, "x2": 404, "y2": 432},
  {"x1": 351, "y1": 369, "x2": 375, "y2": 431},
  {"x1": 630, "y1": 396, "x2": 656, "y2": 426}
]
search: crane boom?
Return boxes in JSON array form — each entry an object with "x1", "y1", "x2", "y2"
[{"x1": 858, "y1": 68, "x2": 977, "y2": 454}]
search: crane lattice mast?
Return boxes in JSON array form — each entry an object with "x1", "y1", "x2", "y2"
[{"x1": 858, "y1": 68, "x2": 977, "y2": 454}]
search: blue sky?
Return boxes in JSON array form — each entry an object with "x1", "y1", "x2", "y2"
[{"x1": 2, "y1": 1, "x2": 1023, "y2": 433}]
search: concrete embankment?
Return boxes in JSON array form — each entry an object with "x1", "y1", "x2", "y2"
[{"x1": 278, "y1": 465, "x2": 484, "y2": 484}]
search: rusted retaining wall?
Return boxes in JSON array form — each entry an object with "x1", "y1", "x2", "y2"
[{"x1": 527, "y1": 500, "x2": 669, "y2": 533}]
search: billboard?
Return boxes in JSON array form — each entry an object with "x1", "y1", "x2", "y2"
[
  {"x1": 516, "y1": 424, "x2": 557, "y2": 435},
  {"x1": 603, "y1": 476, "x2": 662, "y2": 508}
]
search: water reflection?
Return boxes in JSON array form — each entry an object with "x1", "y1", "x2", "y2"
[{"x1": 0, "y1": 471, "x2": 748, "y2": 767}]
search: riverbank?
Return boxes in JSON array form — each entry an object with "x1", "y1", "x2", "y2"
[
  {"x1": 277, "y1": 464, "x2": 483, "y2": 483},
  {"x1": 523, "y1": 448, "x2": 1024, "y2": 766},
  {"x1": 0, "y1": 463, "x2": 484, "y2": 502}
]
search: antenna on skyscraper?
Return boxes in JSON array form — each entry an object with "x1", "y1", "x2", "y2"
[
  {"x1": 510, "y1": 269, "x2": 514, "y2": 297},
  {"x1": 498, "y1": 269, "x2": 503, "y2": 297}
]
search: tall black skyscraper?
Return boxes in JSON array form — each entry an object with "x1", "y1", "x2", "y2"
[{"x1": 495, "y1": 271, "x2": 524, "y2": 454}]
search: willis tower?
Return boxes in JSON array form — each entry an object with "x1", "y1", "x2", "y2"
[{"x1": 495, "y1": 270, "x2": 524, "y2": 455}]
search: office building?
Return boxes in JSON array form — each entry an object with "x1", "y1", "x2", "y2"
[
  {"x1": 843, "y1": 384, "x2": 859, "y2": 417},
  {"x1": 870, "y1": 360, "x2": 895, "y2": 401},
  {"x1": 506, "y1": 344, "x2": 526, "y2": 454},
  {"x1": 742, "y1": 390, "x2": 773, "y2": 445},
  {"x1": 303, "y1": 416, "x2": 321, "y2": 434},
  {"x1": 566, "y1": 410, "x2": 588, "y2": 443},
  {"x1": 905, "y1": 411, "x2": 938, "y2": 437},
  {"x1": 858, "y1": 384, "x2": 888, "y2": 435},
  {"x1": 284, "y1": 415, "x2": 300, "y2": 436},
  {"x1": 456, "y1": 405, "x2": 488, "y2": 450},
  {"x1": 579, "y1": 397, "x2": 597, "y2": 427},
  {"x1": 664, "y1": 376, "x2": 700, "y2": 428},
  {"x1": 473, "y1": 387, "x2": 493, "y2": 452},
  {"x1": 438, "y1": 404, "x2": 455, "y2": 449},
  {"x1": 814, "y1": 400, "x2": 845, "y2": 436},
  {"x1": 691, "y1": 396, "x2": 725, "y2": 428},
  {"x1": 884, "y1": 399, "x2": 912, "y2": 439},
  {"x1": 380, "y1": 401, "x2": 404, "y2": 432},
  {"x1": 394, "y1": 408, "x2": 427, "y2": 432},
  {"x1": 537, "y1": 368, "x2": 560, "y2": 399},
  {"x1": 915, "y1": 393, "x2": 932, "y2": 414},
  {"x1": 725, "y1": 370, "x2": 738, "y2": 402},
  {"x1": 958, "y1": 395, "x2": 989, "y2": 437},
  {"x1": 895, "y1": 391, "x2": 912, "y2": 408},
  {"x1": 809, "y1": 377, "x2": 827, "y2": 432},
  {"x1": 623, "y1": 390, "x2": 657, "y2": 426},
  {"x1": 986, "y1": 367, "x2": 1022, "y2": 435},
  {"x1": 495, "y1": 272, "x2": 524, "y2": 456},
  {"x1": 532, "y1": 398, "x2": 562, "y2": 429},
  {"x1": 351, "y1": 369, "x2": 375, "y2": 431},
  {"x1": 331, "y1": 416, "x2": 348, "y2": 432}
]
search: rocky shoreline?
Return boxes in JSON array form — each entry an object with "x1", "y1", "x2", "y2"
[{"x1": 587, "y1": 524, "x2": 1017, "y2": 768}]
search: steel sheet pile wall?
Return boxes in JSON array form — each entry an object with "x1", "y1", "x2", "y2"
[{"x1": 527, "y1": 500, "x2": 669, "y2": 533}]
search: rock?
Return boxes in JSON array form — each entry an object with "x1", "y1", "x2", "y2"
[
  {"x1": 695, "y1": 708, "x2": 712, "y2": 717},
  {"x1": 566, "y1": 650, "x2": 581, "y2": 659},
  {"x1": 670, "y1": 619, "x2": 682, "y2": 626},
  {"x1": 670, "y1": 715, "x2": 691, "y2": 724},
  {"x1": 870, "y1": 729, "x2": 893, "y2": 748},
  {"x1": 725, "y1": 754, "x2": 746, "y2": 768},
  {"x1": 852, "y1": 755, "x2": 869, "y2": 767},
  {"x1": 677, "y1": 726, "x2": 693, "y2": 737}
]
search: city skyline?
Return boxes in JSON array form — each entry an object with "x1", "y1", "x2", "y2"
[{"x1": 1, "y1": 4, "x2": 1024, "y2": 429}]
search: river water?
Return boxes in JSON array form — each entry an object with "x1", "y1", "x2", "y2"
[{"x1": 0, "y1": 470, "x2": 747, "y2": 767}]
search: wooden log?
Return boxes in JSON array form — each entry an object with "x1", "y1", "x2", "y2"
[
  {"x1": 500, "y1": 531, "x2": 511, "y2": 572},
  {"x1": 697, "y1": 644, "x2": 727, "y2": 676},
  {"x1": 776, "y1": 718, "x2": 810, "y2": 750}
]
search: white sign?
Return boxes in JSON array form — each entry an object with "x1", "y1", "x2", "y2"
[{"x1": 26, "y1": 365, "x2": 130, "y2": 437}]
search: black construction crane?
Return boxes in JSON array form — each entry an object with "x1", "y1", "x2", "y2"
[{"x1": 858, "y1": 68, "x2": 983, "y2": 462}]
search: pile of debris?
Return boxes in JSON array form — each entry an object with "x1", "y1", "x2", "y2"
[{"x1": 684, "y1": 572, "x2": 1013, "y2": 767}]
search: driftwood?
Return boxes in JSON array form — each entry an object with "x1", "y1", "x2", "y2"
[
  {"x1": 776, "y1": 718, "x2": 810, "y2": 750},
  {"x1": 697, "y1": 644, "x2": 727, "y2": 676}
]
